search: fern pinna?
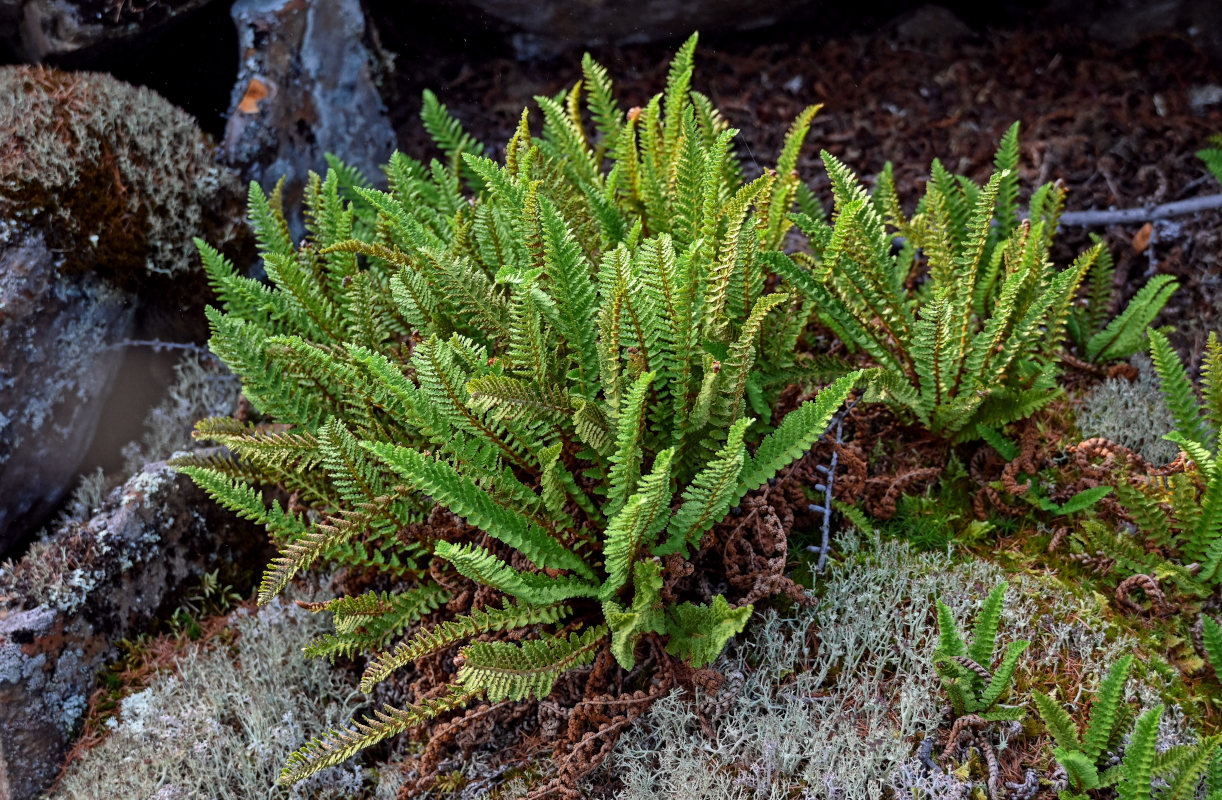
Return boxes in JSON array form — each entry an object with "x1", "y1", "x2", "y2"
[
  {"x1": 769, "y1": 124, "x2": 1170, "y2": 441},
  {"x1": 174, "y1": 35, "x2": 860, "y2": 785}
]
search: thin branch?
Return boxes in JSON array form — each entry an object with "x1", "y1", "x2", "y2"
[{"x1": 1059, "y1": 193, "x2": 1222, "y2": 227}]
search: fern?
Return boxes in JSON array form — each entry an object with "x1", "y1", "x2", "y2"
[
  {"x1": 181, "y1": 34, "x2": 860, "y2": 785},
  {"x1": 932, "y1": 582, "x2": 1028, "y2": 720},
  {"x1": 1036, "y1": 655, "x2": 1134, "y2": 796},
  {"x1": 1202, "y1": 615, "x2": 1222, "y2": 684},
  {"x1": 1200, "y1": 135, "x2": 1222, "y2": 185},
  {"x1": 1110, "y1": 330, "x2": 1222, "y2": 593},
  {"x1": 457, "y1": 626, "x2": 607, "y2": 701},
  {"x1": 778, "y1": 126, "x2": 1171, "y2": 441},
  {"x1": 1118, "y1": 705, "x2": 1162, "y2": 800}
]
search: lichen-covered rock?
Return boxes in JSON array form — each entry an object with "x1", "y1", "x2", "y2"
[
  {"x1": 0, "y1": 65, "x2": 244, "y2": 282},
  {"x1": 221, "y1": 0, "x2": 396, "y2": 239},
  {"x1": 0, "y1": 231, "x2": 133, "y2": 551},
  {"x1": 0, "y1": 458, "x2": 268, "y2": 800},
  {"x1": 0, "y1": 0, "x2": 215, "y2": 61},
  {"x1": 0, "y1": 65, "x2": 247, "y2": 550}
]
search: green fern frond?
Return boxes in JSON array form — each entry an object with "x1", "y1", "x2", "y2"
[
  {"x1": 967, "y1": 582, "x2": 1007, "y2": 668},
  {"x1": 601, "y1": 448, "x2": 674, "y2": 601},
  {"x1": 1084, "y1": 274, "x2": 1177, "y2": 364},
  {"x1": 934, "y1": 599, "x2": 967, "y2": 659},
  {"x1": 1204, "y1": 616, "x2": 1222, "y2": 683},
  {"x1": 1118, "y1": 705, "x2": 1163, "y2": 800},
  {"x1": 303, "y1": 584, "x2": 451, "y2": 661},
  {"x1": 605, "y1": 371, "x2": 656, "y2": 517},
  {"x1": 1149, "y1": 328, "x2": 1210, "y2": 452},
  {"x1": 657, "y1": 417, "x2": 750, "y2": 558},
  {"x1": 1054, "y1": 748, "x2": 1102, "y2": 793},
  {"x1": 247, "y1": 178, "x2": 294, "y2": 258},
  {"x1": 361, "y1": 598, "x2": 569, "y2": 692},
  {"x1": 977, "y1": 639, "x2": 1028, "y2": 710},
  {"x1": 421, "y1": 89, "x2": 485, "y2": 187},
  {"x1": 1033, "y1": 690, "x2": 1083, "y2": 753},
  {"x1": 369, "y1": 442, "x2": 592, "y2": 579},
  {"x1": 663, "y1": 594, "x2": 752, "y2": 668},
  {"x1": 1203, "y1": 333, "x2": 1222, "y2": 434},
  {"x1": 457, "y1": 626, "x2": 607, "y2": 701},
  {"x1": 434, "y1": 541, "x2": 598, "y2": 605},
  {"x1": 736, "y1": 370, "x2": 861, "y2": 499},
  {"x1": 1083, "y1": 654, "x2": 1134, "y2": 762},
  {"x1": 278, "y1": 686, "x2": 478, "y2": 785},
  {"x1": 1199, "y1": 138, "x2": 1222, "y2": 184}
]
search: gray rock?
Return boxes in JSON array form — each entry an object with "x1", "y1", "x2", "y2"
[
  {"x1": 0, "y1": 0, "x2": 215, "y2": 61},
  {"x1": 891, "y1": 5, "x2": 973, "y2": 48},
  {"x1": 1049, "y1": 0, "x2": 1222, "y2": 64},
  {"x1": 221, "y1": 0, "x2": 397, "y2": 239},
  {"x1": 0, "y1": 232, "x2": 134, "y2": 553},
  {"x1": 0, "y1": 457, "x2": 268, "y2": 800}
]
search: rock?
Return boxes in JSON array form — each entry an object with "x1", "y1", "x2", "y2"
[
  {"x1": 0, "y1": 66, "x2": 246, "y2": 552},
  {"x1": 1049, "y1": 0, "x2": 1222, "y2": 64},
  {"x1": 0, "y1": 0, "x2": 216, "y2": 61},
  {"x1": 0, "y1": 66, "x2": 245, "y2": 284},
  {"x1": 891, "y1": 5, "x2": 973, "y2": 48},
  {"x1": 0, "y1": 232, "x2": 134, "y2": 552},
  {"x1": 221, "y1": 0, "x2": 397, "y2": 239},
  {"x1": 0, "y1": 457, "x2": 269, "y2": 800},
  {"x1": 429, "y1": 0, "x2": 814, "y2": 60}
]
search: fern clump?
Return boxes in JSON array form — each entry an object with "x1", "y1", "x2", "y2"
[
  {"x1": 175, "y1": 34, "x2": 859, "y2": 787},
  {"x1": 1105, "y1": 330, "x2": 1222, "y2": 597},
  {"x1": 1038, "y1": 655, "x2": 1222, "y2": 800},
  {"x1": 932, "y1": 581, "x2": 1028, "y2": 721},
  {"x1": 1034, "y1": 655, "x2": 1135, "y2": 799},
  {"x1": 770, "y1": 124, "x2": 1171, "y2": 441}
]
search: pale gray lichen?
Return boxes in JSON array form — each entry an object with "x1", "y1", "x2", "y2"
[
  {"x1": 49, "y1": 597, "x2": 371, "y2": 800},
  {"x1": 1077, "y1": 354, "x2": 1178, "y2": 464},
  {"x1": 601, "y1": 533, "x2": 1173, "y2": 800}
]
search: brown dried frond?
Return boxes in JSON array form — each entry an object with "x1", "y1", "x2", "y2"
[
  {"x1": 1115, "y1": 573, "x2": 1174, "y2": 617},
  {"x1": 950, "y1": 655, "x2": 992, "y2": 683},
  {"x1": 940, "y1": 714, "x2": 991, "y2": 767}
]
